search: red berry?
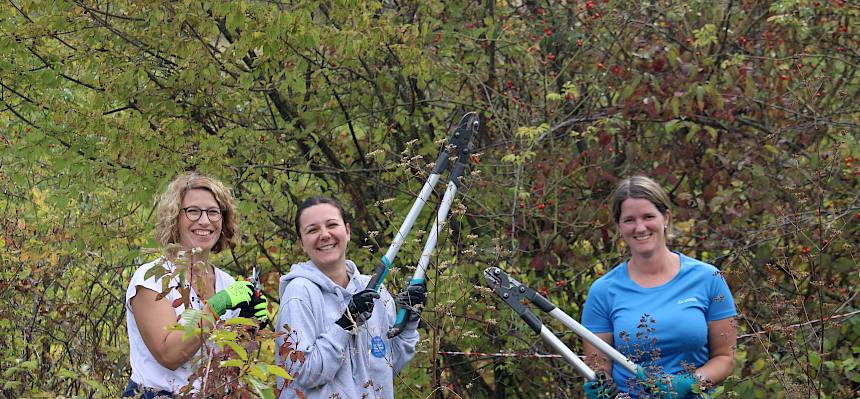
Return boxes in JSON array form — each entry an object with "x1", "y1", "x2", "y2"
[{"x1": 597, "y1": 62, "x2": 605, "y2": 69}]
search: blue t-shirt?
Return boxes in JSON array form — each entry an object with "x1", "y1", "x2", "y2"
[{"x1": 581, "y1": 253, "x2": 736, "y2": 398}]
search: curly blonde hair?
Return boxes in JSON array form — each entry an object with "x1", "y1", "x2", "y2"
[{"x1": 155, "y1": 172, "x2": 238, "y2": 253}]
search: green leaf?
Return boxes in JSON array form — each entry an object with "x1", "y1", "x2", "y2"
[
  {"x1": 248, "y1": 364, "x2": 267, "y2": 379},
  {"x1": 265, "y1": 365, "x2": 294, "y2": 381},
  {"x1": 220, "y1": 359, "x2": 245, "y2": 368},
  {"x1": 809, "y1": 351, "x2": 821, "y2": 369},
  {"x1": 665, "y1": 120, "x2": 684, "y2": 134},
  {"x1": 58, "y1": 368, "x2": 77, "y2": 379},
  {"x1": 224, "y1": 341, "x2": 248, "y2": 361},
  {"x1": 249, "y1": 377, "x2": 275, "y2": 399},
  {"x1": 179, "y1": 309, "x2": 203, "y2": 328}
]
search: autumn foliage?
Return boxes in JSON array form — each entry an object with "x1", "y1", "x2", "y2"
[{"x1": 1, "y1": 0, "x2": 858, "y2": 398}]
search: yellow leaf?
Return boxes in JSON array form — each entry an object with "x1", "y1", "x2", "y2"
[
  {"x1": 752, "y1": 358, "x2": 765, "y2": 372},
  {"x1": 225, "y1": 317, "x2": 259, "y2": 327},
  {"x1": 220, "y1": 359, "x2": 244, "y2": 368},
  {"x1": 265, "y1": 365, "x2": 293, "y2": 381}
]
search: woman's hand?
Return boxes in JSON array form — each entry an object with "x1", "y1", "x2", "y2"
[
  {"x1": 583, "y1": 371, "x2": 618, "y2": 399},
  {"x1": 207, "y1": 280, "x2": 254, "y2": 316},
  {"x1": 238, "y1": 294, "x2": 272, "y2": 326},
  {"x1": 635, "y1": 366, "x2": 697, "y2": 399},
  {"x1": 335, "y1": 289, "x2": 380, "y2": 331},
  {"x1": 395, "y1": 284, "x2": 427, "y2": 320}
]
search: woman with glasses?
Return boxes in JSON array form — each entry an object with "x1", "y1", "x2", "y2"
[{"x1": 123, "y1": 172, "x2": 268, "y2": 398}]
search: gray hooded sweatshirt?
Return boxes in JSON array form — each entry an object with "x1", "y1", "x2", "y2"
[{"x1": 275, "y1": 260, "x2": 419, "y2": 399}]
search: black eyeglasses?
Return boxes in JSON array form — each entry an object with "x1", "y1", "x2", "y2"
[{"x1": 181, "y1": 207, "x2": 223, "y2": 222}]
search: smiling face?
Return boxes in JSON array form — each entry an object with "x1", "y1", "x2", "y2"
[
  {"x1": 298, "y1": 203, "x2": 351, "y2": 271},
  {"x1": 178, "y1": 189, "x2": 223, "y2": 254},
  {"x1": 617, "y1": 197, "x2": 670, "y2": 258}
]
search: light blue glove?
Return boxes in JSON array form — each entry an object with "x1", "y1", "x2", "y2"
[
  {"x1": 583, "y1": 380, "x2": 614, "y2": 399},
  {"x1": 635, "y1": 366, "x2": 697, "y2": 399},
  {"x1": 583, "y1": 371, "x2": 617, "y2": 399}
]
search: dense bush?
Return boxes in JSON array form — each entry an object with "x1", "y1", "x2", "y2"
[{"x1": 1, "y1": 0, "x2": 857, "y2": 397}]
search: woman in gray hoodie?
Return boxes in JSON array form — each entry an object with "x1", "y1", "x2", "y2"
[{"x1": 275, "y1": 196, "x2": 424, "y2": 399}]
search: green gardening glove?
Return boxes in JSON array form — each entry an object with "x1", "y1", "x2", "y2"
[{"x1": 207, "y1": 280, "x2": 254, "y2": 316}]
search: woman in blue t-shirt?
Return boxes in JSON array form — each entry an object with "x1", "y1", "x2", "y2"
[{"x1": 581, "y1": 175, "x2": 737, "y2": 399}]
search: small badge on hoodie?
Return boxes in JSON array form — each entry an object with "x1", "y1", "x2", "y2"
[{"x1": 370, "y1": 335, "x2": 386, "y2": 358}]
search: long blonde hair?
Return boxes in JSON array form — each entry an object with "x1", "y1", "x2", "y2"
[{"x1": 155, "y1": 172, "x2": 238, "y2": 253}]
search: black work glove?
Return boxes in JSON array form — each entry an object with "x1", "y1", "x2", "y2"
[
  {"x1": 335, "y1": 289, "x2": 380, "y2": 331},
  {"x1": 395, "y1": 284, "x2": 427, "y2": 321},
  {"x1": 238, "y1": 294, "x2": 271, "y2": 328}
]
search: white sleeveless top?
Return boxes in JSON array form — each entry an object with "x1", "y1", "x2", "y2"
[{"x1": 125, "y1": 258, "x2": 239, "y2": 392}]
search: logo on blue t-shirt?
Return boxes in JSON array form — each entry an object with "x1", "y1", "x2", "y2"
[
  {"x1": 677, "y1": 297, "x2": 698, "y2": 304},
  {"x1": 370, "y1": 335, "x2": 386, "y2": 358}
]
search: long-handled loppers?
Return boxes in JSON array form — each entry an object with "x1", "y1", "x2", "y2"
[
  {"x1": 365, "y1": 112, "x2": 481, "y2": 338},
  {"x1": 483, "y1": 267, "x2": 637, "y2": 386}
]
